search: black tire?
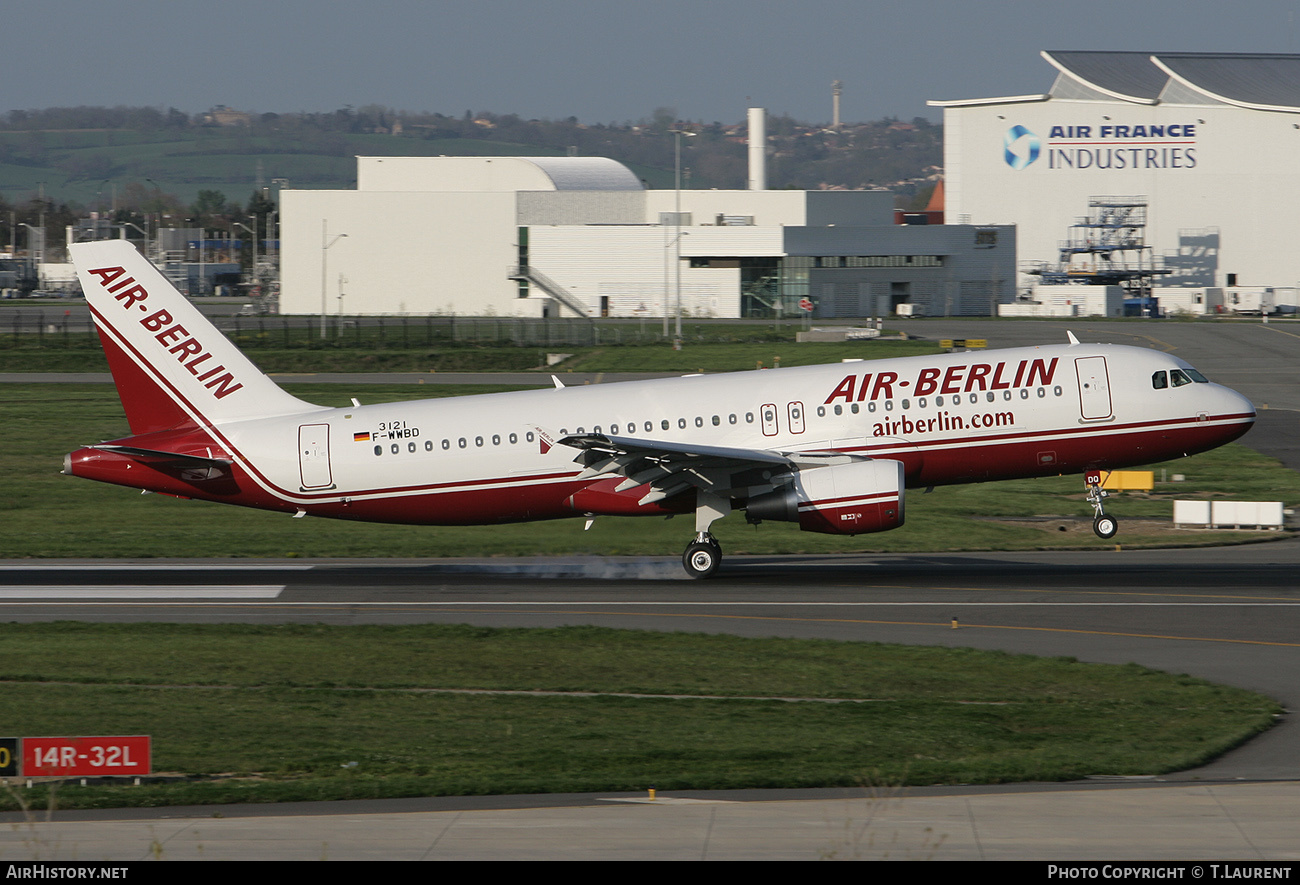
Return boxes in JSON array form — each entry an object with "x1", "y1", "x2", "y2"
[
  {"x1": 683, "y1": 541, "x2": 721, "y2": 579},
  {"x1": 1093, "y1": 514, "x2": 1118, "y2": 540}
]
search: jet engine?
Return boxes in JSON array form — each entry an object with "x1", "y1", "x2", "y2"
[{"x1": 745, "y1": 459, "x2": 905, "y2": 535}]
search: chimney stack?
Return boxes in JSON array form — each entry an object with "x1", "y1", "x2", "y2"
[{"x1": 747, "y1": 107, "x2": 766, "y2": 191}]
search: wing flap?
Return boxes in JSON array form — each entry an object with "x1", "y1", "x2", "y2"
[{"x1": 558, "y1": 432, "x2": 865, "y2": 503}]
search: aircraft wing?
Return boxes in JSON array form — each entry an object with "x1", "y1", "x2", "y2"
[{"x1": 557, "y1": 433, "x2": 862, "y2": 505}]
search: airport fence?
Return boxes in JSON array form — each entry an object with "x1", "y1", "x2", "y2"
[{"x1": 0, "y1": 311, "x2": 690, "y2": 350}]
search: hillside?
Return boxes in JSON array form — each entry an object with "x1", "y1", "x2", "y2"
[{"x1": 0, "y1": 106, "x2": 942, "y2": 258}]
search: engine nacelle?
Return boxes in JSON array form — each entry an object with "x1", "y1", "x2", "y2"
[{"x1": 745, "y1": 459, "x2": 905, "y2": 536}]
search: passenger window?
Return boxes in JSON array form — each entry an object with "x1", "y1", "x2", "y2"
[
  {"x1": 1152, "y1": 371, "x2": 1168, "y2": 390},
  {"x1": 662, "y1": 419, "x2": 670, "y2": 431}
]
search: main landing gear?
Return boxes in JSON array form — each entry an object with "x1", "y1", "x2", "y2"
[
  {"x1": 1086, "y1": 470, "x2": 1119, "y2": 540},
  {"x1": 682, "y1": 489, "x2": 730, "y2": 579},
  {"x1": 683, "y1": 533, "x2": 722, "y2": 579}
]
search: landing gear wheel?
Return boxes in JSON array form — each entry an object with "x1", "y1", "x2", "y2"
[
  {"x1": 1093, "y1": 514, "x2": 1118, "y2": 540},
  {"x1": 683, "y1": 541, "x2": 721, "y2": 579}
]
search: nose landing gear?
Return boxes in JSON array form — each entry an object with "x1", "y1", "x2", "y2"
[{"x1": 1085, "y1": 470, "x2": 1119, "y2": 539}]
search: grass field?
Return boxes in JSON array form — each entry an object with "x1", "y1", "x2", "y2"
[{"x1": 0, "y1": 624, "x2": 1280, "y2": 810}]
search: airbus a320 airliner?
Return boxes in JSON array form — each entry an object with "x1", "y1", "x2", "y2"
[{"x1": 64, "y1": 240, "x2": 1255, "y2": 577}]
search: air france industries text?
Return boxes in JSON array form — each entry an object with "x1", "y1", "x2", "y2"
[{"x1": 1049, "y1": 147, "x2": 1196, "y2": 170}]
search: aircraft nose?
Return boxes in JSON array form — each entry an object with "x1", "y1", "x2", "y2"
[
  {"x1": 1224, "y1": 384, "x2": 1256, "y2": 421},
  {"x1": 1211, "y1": 383, "x2": 1256, "y2": 442}
]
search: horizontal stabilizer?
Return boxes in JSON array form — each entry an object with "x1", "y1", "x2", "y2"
[{"x1": 88, "y1": 445, "x2": 232, "y2": 471}]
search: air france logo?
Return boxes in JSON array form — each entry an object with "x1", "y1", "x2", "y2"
[{"x1": 1003, "y1": 125, "x2": 1040, "y2": 170}]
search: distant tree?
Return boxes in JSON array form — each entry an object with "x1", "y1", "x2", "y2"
[
  {"x1": 649, "y1": 106, "x2": 677, "y2": 133},
  {"x1": 189, "y1": 189, "x2": 238, "y2": 232}
]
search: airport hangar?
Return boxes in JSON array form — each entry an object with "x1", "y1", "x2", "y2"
[
  {"x1": 931, "y1": 51, "x2": 1300, "y2": 298},
  {"x1": 277, "y1": 154, "x2": 1014, "y2": 321}
]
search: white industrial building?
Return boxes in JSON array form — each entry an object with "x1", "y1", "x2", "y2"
[
  {"x1": 279, "y1": 131, "x2": 1016, "y2": 320},
  {"x1": 931, "y1": 51, "x2": 1300, "y2": 303}
]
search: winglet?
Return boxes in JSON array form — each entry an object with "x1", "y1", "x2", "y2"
[
  {"x1": 1067, "y1": 331, "x2": 1080, "y2": 346},
  {"x1": 551, "y1": 374, "x2": 566, "y2": 389}
]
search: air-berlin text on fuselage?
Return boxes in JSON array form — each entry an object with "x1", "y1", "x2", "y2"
[
  {"x1": 87, "y1": 266, "x2": 243, "y2": 400},
  {"x1": 1046, "y1": 122, "x2": 1198, "y2": 171},
  {"x1": 824, "y1": 357, "x2": 1058, "y2": 403}
]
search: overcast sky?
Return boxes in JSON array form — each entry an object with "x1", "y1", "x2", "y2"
[{"x1": 12, "y1": 0, "x2": 1300, "y2": 124}]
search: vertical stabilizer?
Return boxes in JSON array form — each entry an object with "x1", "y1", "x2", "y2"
[{"x1": 71, "y1": 240, "x2": 317, "y2": 434}]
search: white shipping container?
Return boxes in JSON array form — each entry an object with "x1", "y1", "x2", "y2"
[
  {"x1": 1173, "y1": 500, "x2": 1211, "y2": 527},
  {"x1": 1210, "y1": 501, "x2": 1284, "y2": 529}
]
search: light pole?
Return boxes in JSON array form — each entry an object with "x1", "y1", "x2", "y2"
[
  {"x1": 670, "y1": 128, "x2": 695, "y2": 341},
  {"x1": 321, "y1": 221, "x2": 347, "y2": 339},
  {"x1": 232, "y1": 221, "x2": 257, "y2": 294}
]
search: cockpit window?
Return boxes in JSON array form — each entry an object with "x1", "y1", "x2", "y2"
[
  {"x1": 1152, "y1": 371, "x2": 1168, "y2": 390},
  {"x1": 1185, "y1": 368, "x2": 1209, "y2": 383},
  {"x1": 1170, "y1": 369, "x2": 1193, "y2": 387}
]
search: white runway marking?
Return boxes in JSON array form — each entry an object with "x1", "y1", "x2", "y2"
[
  {"x1": 0, "y1": 586, "x2": 285, "y2": 599},
  {"x1": 0, "y1": 565, "x2": 311, "y2": 571}
]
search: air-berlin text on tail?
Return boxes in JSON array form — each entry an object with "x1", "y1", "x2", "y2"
[
  {"x1": 87, "y1": 265, "x2": 244, "y2": 400},
  {"x1": 824, "y1": 357, "x2": 1058, "y2": 404}
]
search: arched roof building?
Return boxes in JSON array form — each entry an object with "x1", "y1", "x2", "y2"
[{"x1": 931, "y1": 51, "x2": 1300, "y2": 297}]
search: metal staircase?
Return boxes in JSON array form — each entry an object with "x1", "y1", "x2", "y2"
[{"x1": 507, "y1": 265, "x2": 591, "y2": 320}]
